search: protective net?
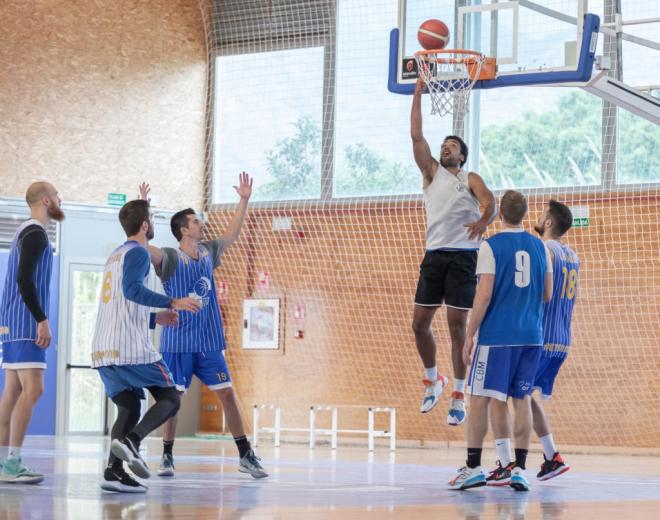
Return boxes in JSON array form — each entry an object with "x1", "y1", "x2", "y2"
[{"x1": 197, "y1": 0, "x2": 660, "y2": 449}]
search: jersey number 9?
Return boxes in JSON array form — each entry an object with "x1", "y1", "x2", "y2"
[{"x1": 514, "y1": 251, "x2": 531, "y2": 288}]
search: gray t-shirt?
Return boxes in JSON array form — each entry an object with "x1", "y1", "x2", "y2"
[{"x1": 155, "y1": 239, "x2": 226, "y2": 283}]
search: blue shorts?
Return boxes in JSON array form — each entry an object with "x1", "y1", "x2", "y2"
[
  {"x1": 533, "y1": 346, "x2": 569, "y2": 399},
  {"x1": 467, "y1": 345, "x2": 542, "y2": 402},
  {"x1": 162, "y1": 350, "x2": 232, "y2": 392},
  {"x1": 0, "y1": 340, "x2": 47, "y2": 369},
  {"x1": 97, "y1": 360, "x2": 174, "y2": 399}
]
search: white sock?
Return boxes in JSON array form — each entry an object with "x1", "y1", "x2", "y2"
[
  {"x1": 0, "y1": 446, "x2": 9, "y2": 461},
  {"x1": 495, "y1": 438, "x2": 512, "y2": 466},
  {"x1": 454, "y1": 379, "x2": 466, "y2": 393},
  {"x1": 424, "y1": 366, "x2": 438, "y2": 382},
  {"x1": 539, "y1": 434, "x2": 556, "y2": 460},
  {"x1": 8, "y1": 446, "x2": 21, "y2": 459}
]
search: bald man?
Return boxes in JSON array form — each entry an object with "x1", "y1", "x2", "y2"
[{"x1": 0, "y1": 182, "x2": 64, "y2": 484}]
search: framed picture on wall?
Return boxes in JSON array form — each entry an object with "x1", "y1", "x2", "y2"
[{"x1": 242, "y1": 298, "x2": 280, "y2": 350}]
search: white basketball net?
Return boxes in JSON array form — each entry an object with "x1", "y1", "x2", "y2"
[{"x1": 414, "y1": 51, "x2": 486, "y2": 117}]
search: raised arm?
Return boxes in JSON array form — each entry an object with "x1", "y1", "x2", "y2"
[
  {"x1": 136, "y1": 182, "x2": 165, "y2": 268},
  {"x1": 411, "y1": 78, "x2": 436, "y2": 185},
  {"x1": 465, "y1": 173, "x2": 497, "y2": 240},
  {"x1": 220, "y1": 171, "x2": 252, "y2": 248}
]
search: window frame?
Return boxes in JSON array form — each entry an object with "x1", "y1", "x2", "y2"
[{"x1": 208, "y1": 0, "x2": 660, "y2": 211}]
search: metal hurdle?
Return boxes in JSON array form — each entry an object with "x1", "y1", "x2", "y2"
[{"x1": 253, "y1": 403, "x2": 396, "y2": 451}]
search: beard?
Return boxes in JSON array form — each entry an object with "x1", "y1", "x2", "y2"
[
  {"x1": 47, "y1": 203, "x2": 65, "y2": 222},
  {"x1": 440, "y1": 156, "x2": 459, "y2": 168},
  {"x1": 146, "y1": 223, "x2": 155, "y2": 241},
  {"x1": 533, "y1": 224, "x2": 545, "y2": 237}
]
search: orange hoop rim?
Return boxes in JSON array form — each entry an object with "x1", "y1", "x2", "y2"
[{"x1": 414, "y1": 48, "x2": 486, "y2": 64}]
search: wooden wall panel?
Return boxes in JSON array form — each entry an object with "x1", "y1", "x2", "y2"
[{"x1": 0, "y1": 0, "x2": 206, "y2": 209}]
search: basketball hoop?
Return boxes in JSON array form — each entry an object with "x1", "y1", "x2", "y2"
[{"x1": 414, "y1": 49, "x2": 496, "y2": 117}]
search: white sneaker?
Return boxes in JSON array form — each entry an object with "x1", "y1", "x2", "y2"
[
  {"x1": 447, "y1": 391, "x2": 467, "y2": 426},
  {"x1": 509, "y1": 466, "x2": 531, "y2": 491},
  {"x1": 157, "y1": 454, "x2": 175, "y2": 477},
  {"x1": 448, "y1": 465, "x2": 487, "y2": 490},
  {"x1": 420, "y1": 374, "x2": 449, "y2": 413}
]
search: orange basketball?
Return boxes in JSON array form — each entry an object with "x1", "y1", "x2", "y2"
[{"x1": 417, "y1": 19, "x2": 450, "y2": 50}]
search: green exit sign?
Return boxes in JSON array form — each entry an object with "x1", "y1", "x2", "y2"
[
  {"x1": 108, "y1": 193, "x2": 127, "y2": 206},
  {"x1": 571, "y1": 206, "x2": 589, "y2": 228}
]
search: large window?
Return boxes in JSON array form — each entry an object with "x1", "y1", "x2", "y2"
[
  {"x1": 213, "y1": 47, "x2": 324, "y2": 203},
  {"x1": 333, "y1": 0, "x2": 452, "y2": 198},
  {"x1": 477, "y1": 88, "x2": 602, "y2": 190},
  {"x1": 212, "y1": 1, "x2": 659, "y2": 203},
  {"x1": 617, "y1": 1, "x2": 660, "y2": 184}
]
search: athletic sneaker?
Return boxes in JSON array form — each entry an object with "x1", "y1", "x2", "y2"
[
  {"x1": 100, "y1": 467, "x2": 148, "y2": 493},
  {"x1": 509, "y1": 466, "x2": 530, "y2": 491},
  {"x1": 447, "y1": 466, "x2": 486, "y2": 490},
  {"x1": 537, "y1": 452, "x2": 570, "y2": 481},
  {"x1": 420, "y1": 374, "x2": 449, "y2": 413},
  {"x1": 157, "y1": 454, "x2": 175, "y2": 477},
  {"x1": 111, "y1": 438, "x2": 150, "y2": 479},
  {"x1": 0, "y1": 457, "x2": 44, "y2": 484},
  {"x1": 486, "y1": 460, "x2": 514, "y2": 486},
  {"x1": 238, "y1": 449, "x2": 268, "y2": 479},
  {"x1": 447, "y1": 391, "x2": 466, "y2": 426}
]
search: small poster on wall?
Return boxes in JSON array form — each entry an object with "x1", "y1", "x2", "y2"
[{"x1": 242, "y1": 298, "x2": 280, "y2": 349}]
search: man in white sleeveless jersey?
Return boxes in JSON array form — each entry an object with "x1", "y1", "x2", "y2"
[
  {"x1": 92, "y1": 199, "x2": 201, "y2": 493},
  {"x1": 411, "y1": 78, "x2": 497, "y2": 426}
]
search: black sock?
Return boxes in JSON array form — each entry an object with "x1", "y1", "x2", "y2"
[
  {"x1": 163, "y1": 440, "x2": 174, "y2": 456},
  {"x1": 514, "y1": 448, "x2": 528, "y2": 469},
  {"x1": 234, "y1": 435, "x2": 251, "y2": 459},
  {"x1": 466, "y1": 448, "x2": 482, "y2": 469}
]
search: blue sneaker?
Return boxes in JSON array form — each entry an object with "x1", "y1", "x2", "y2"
[
  {"x1": 0, "y1": 457, "x2": 44, "y2": 484},
  {"x1": 420, "y1": 374, "x2": 449, "y2": 413},
  {"x1": 509, "y1": 466, "x2": 530, "y2": 491},
  {"x1": 447, "y1": 391, "x2": 466, "y2": 426},
  {"x1": 448, "y1": 466, "x2": 487, "y2": 490}
]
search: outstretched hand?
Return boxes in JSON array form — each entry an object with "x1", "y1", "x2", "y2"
[
  {"x1": 138, "y1": 182, "x2": 151, "y2": 202},
  {"x1": 233, "y1": 171, "x2": 253, "y2": 200}
]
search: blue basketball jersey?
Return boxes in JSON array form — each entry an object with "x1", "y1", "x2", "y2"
[
  {"x1": 478, "y1": 230, "x2": 548, "y2": 347},
  {"x1": 0, "y1": 220, "x2": 53, "y2": 343},
  {"x1": 542, "y1": 240, "x2": 579, "y2": 354},
  {"x1": 159, "y1": 244, "x2": 226, "y2": 353}
]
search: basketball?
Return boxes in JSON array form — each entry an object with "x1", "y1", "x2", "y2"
[{"x1": 417, "y1": 19, "x2": 450, "y2": 50}]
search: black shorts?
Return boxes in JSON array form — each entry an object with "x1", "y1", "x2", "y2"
[{"x1": 414, "y1": 250, "x2": 478, "y2": 309}]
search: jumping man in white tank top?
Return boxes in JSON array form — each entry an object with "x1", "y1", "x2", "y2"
[{"x1": 411, "y1": 77, "x2": 497, "y2": 426}]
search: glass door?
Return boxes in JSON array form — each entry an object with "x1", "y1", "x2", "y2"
[{"x1": 65, "y1": 265, "x2": 107, "y2": 434}]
